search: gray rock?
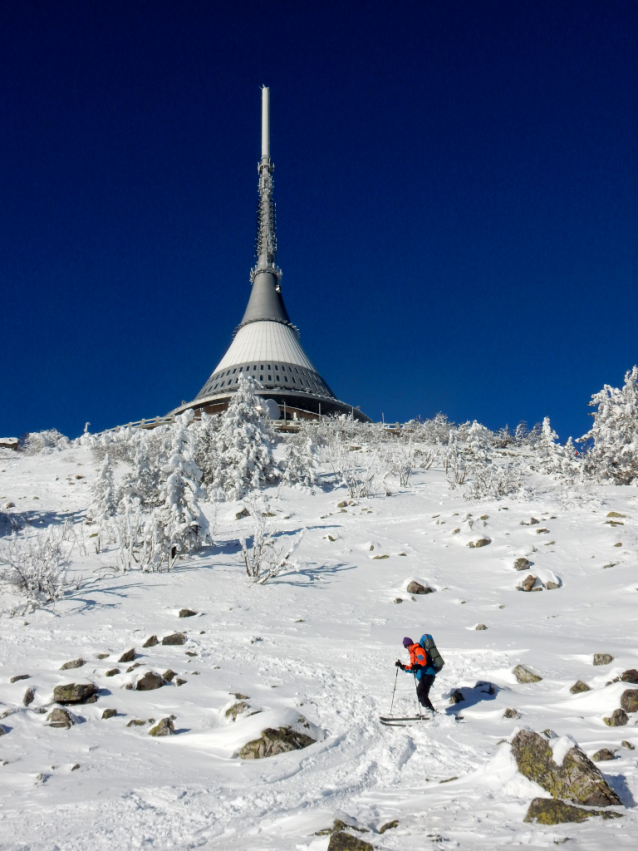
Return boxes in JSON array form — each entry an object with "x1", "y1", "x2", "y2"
[
  {"x1": 162, "y1": 669, "x2": 177, "y2": 682},
  {"x1": 105, "y1": 668, "x2": 120, "y2": 677},
  {"x1": 135, "y1": 671, "x2": 164, "y2": 691},
  {"x1": 604, "y1": 709, "x2": 628, "y2": 727},
  {"x1": 406, "y1": 581, "x2": 433, "y2": 595},
  {"x1": 592, "y1": 748, "x2": 616, "y2": 761},
  {"x1": 511, "y1": 729, "x2": 621, "y2": 806},
  {"x1": 149, "y1": 717, "x2": 175, "y2": 737},
  {"x1": 519, "y1": 574, "x2": 538, "y2": 592},
  {"x1": 0, "y1": 725, "x2": 6, "y2": 736},
  {"x1": 621, "y1": 669, "x2": 638, "y2": 684},
  {"x1": 10, "y1": 674, "x2": 30, "y2": 683},
  {"x1": 467, "y1": 538, "x2": 491, "y2": 548},
  {"x1": 620, "y1": 689, "x2": 638, "y2": 713},
  {"x1": 546, "y1": 581, "x2": 560, "y2": 590},
  {"x1": 514, "y1": 557, "x2": 531, "y2": 571},
  {"x1": 175, "y1": 678, "x2": 187, "y2": 686},
  {"x1": 60, "y1": 658, "x2": 85, "y2": 670},
  {"x1": 96, "y1": 653, "x2": 110, "y2": 659},
  {"x1": 622, "y1": 740, "x2": 635, "y2": 750},
  {"x1": 503, "y1": 708, "x2": 521, "y2": 719},
  {"x1": 593, "y1": 654, "x2": 614, "y2": 666},
  {"x1": 102, "y1": 709, "x2": 117, "y2": 719},
  {"x1": 118, "y1": 648, "x2": 136, "y2": 663},
  {"x1": 378, "y1": 819, "x2": 398, "y2": 834},
  {"x1": 225, "y1": 701, "x2": 249, "y2": 721},
  {"x1": 127, "y1": 719, "x2": 146, "y2": 727},
  {"x1": 570, "y1": 680, "x2": 591, "y2": 694},
  {"x1": 53, "y1": 682, "x2": 97, "y2": 705},
  {"x1": 327, "y1": 833, "x2": 374, "y2": 851},
  {"x1": 47, "y1": 708, "x2": 73, "y2": 729},
  {"x1": 513, "y1": 665, "x2": 542, "y2": 683},
  {"x1": 392, "y1": 598, "x2": 402, "y2": 604},
  {"x1": 475, "y1": 624, "x2": 487, "y2": 630},
  {"x1": 235, "y1": 507, "x2": 250, "y2": 519},
  {"x1": 524, "y1": 797, "x2": 622, "y2": 824},
  {"x1": 179, "y1": 609, "x2": 197, "y2": 618},
  {"x1": 142, "y1": 635, "x2": 158, "y2": 648},
  {"x1": 161, "y1": 633, "x2": 186, "y2": 646},
  {"x1": 238, "y1": 724, "x2": 315, "y2": 759},
  {"x1": 23, "y1": 687, "x2": 35, "y2": 706}
]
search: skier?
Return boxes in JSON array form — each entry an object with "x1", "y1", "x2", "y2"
[{"x1": 395, "y1": 634, "x2": 444, "y2": 712}]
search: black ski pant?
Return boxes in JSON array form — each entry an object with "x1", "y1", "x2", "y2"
[{"x1": 416, "y1": 674, "x2": 436, "y2": 711}]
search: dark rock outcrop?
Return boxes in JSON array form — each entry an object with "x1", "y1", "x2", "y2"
[
  {"x1": 149, "y1": 717, "x2": 175, "y2": 736},
  {"x1": 511, "y1": 729, "x2": 621, "y2": 806},
  {"x1": 604, "y1": 709, "x2": 628, "y2": 727},
  {"x1": 406, "y1": 581, "x2": 433, "y2": 595},
  {"x1": 53, "y1": 682, "x2": 97, "y2": 705},
  {"x1": 620, "y1": 689, "x2": 638, "y2": 713},
  {"x1": 118, "y1": 648, "x2": 136, "y2": 663},
  {"x1": 238, "y1": 725, "x2": 315, "y2": 759},
  {"x1": 513, "y1": 665, "x2": 542, "y2": 683},
  {"x1": 142, "y1": 635, "x2": 158, "y2": 648},
  {"x1": 135, "y1": 671, "x2": 164, "y2": 691},
  {"x1": 621, "y1": 669, "x2": 638, "y2": 684},
  {"x1": 514, "y1": 557, "x2": 531, "y2": 571},
  {"x1": 105, "y1": 668, "x2": 120, "y2": 677},
  {"x1": 179, "y1": 609, "x2": 197, "y2": 618},
  {"x1": 60, "y1": 658, "x2": 85, "y2": 670},
  {"x1": 524, "y1": 797, "x2": 622, "y2": 824},
  {"x1": 570, "y1": 680, "x2": 590, "y2": 694},
  {"x1": 593, "y1": 654, "x2": 614, "y2": 666},
  {"x1": 327, "y1": 834, "x2": 374, "y2": 851},
  {"x1": 593, "y1": 748, "x2": 616, "y2": 761},
  {"x1": 102, "y1": 709, "x2": 117, "y2": 719},
  {"x1": 48, "y1": 708, "x2": 73, "y2": 729},
  {"x1": 161, "y1": 633, "x2": 186, "y2": 646},
  {"x1": 23, "y1": 687, "x2": 35, "y2": 706},
  {"x1": 10, "y1": 674, "x2": 30, "y2": 683},
  {"x1": 503, "y1": 708, "x2": 521, "y2": 719}
]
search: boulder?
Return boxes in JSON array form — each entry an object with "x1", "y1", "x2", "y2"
[
  {"x1": 622, "y1": 740, "x2": 635, "y2": 750},
  {"x1": 135, "y1": 671, "x2": 164, "y2": 691},
  {"x1": 475, "y1": 624, "x2": 488, "y2": 630},
  {"x1": 23, "y1": 687, "x2": 35, "y2": 706},
  {"x1": 238, "y1": 725, "x2": 315, "y2": 759},
  {"x1": 511, "y1": 729, "x2": 621, "y2": 806},
  {"x1": 570, "y1": 680, "x2": 591, "y2": 694},
  {"x1": 47, "y1": 708, "x2": 73, "y2": 729},
  {"x1": 604, "y1": 709, "x2": 628, "y2": 727},
  {"x1": 621, "y1": 669, "x2": 638, "y2": 684},
  {"x1": 105, "y1": 668, "x2": 120, "y2": 677},
  {"x1": 162, "y1": 669, "x2": 177, "y2": 683},
  {"x1": 514, "y1": 557, "x2": 531, "y2": 571},
  {"x1": 593, "y1": 748, "x2": 616, "y2": 761},
  {"x1": 179, "y1": 609, "x2": 197, "y2": 618},
  {"x1": 513, "y1": 665, "x2": 542, "y2": 683},
  {"x1": 328, "y1": 834, "x2": 374, "y2": 851},
  {"x1": 118, "y1": 648, "x2": 136, "y2": 663},
  {"x1": 127, "y1": 719, "x2": 146, "y2": 727},
  {"x1": 378, "y1": 820, "x2": 398, "y2": 834},
  {"x1": 519, "y1": 574, "x2": 538, "y2": 592},
  {"x1": 620, "y1": 689, "x2": 638, "y2": 713},
  {"x1": 225, "y1": 701, "x2": 249, "y2": 721},
  {"x1": 10, "y1": 674, "x2": 30, "y2": 683},
  {"x1": 467, "y1": 538, "x2": 491, "y2": 548},
  {"x1": 593, "y1": 653, "x2": 614, "y2": 666},
  {"x1": 161, "y1": 633, "x2": 186, "y2": 646},
  {"x1": 0, "y1": 725, "x2": 6, "y2": 736},
  {"x1": 142, "y1": 635, "x2": 158, "y2": 648},
  {"x1": 149, "y1": 717, "x2": 175, "y2": 737},
  {"x1": 546, "y1": 581, "x2": 560, "y2": 590},
  {"x1": 524, "y1": 797, "x2": 622, "y2": 824},
  {"x1": 406, "y1": 581, "x2": 433, "y2": 595},
  {"x1": 96, "y1": 653, "x2": 110, "y2": 659},
  {"x1": 503, "y1": 708, "x2": 521, "y2": 719},
  {"x1": 235, "y1": 507, "x2": 250, "y2": 519},
  {"x1": 53, "y1": 682, "x2": 97, "y2": 705},
  {"x1": 102, "y1": 709, "x2": 117, "y2": 719},
  {"x1": 175, "y1": 678, "x2": 187, "y2": 686},
  {"x1": 60, "y1": 658, "x2": 85, "y2": 670}
]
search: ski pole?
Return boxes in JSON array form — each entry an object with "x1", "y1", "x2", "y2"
[{"x1": 389, "y1": 667, "x2": 398, "y2": 716}]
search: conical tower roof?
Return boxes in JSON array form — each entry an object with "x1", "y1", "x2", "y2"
[{"x1": 175, "y1": 88, "x2": 369, "y2": 423}]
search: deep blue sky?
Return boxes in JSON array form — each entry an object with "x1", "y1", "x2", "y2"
[{"x1": 2, "y1": 0, "x2": 637, "y2": 440}]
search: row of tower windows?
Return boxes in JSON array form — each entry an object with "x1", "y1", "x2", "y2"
[{"x1": 207, "y1": 363, "x2": 324, "y2": 394}]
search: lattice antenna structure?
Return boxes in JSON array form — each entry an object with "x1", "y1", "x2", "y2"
[{"x1": 251, "y1": 87, "x2": 281, "y2": 285}]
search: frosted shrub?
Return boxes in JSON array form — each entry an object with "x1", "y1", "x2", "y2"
[
  {"x1": 239, "y1": 512, "x2": 305, "y2": 584},
  {"x1": 327, "y1": 442, "x2": 381, "y2": 498},
  {"x1": 281, "y1": 424, "x2": 318, "y2": 488},
  {"x1": 0, "y1": 524, "x2": 73, "y2": 608},
  {"x1": 212, "y1": 374, "x2": 279, "y2": 500},
  {"x1": 21, "y1": 428, "x2": 71, "y2": 455},
  {"x1": 442, "y1": 433, "x2": 467, "y2": 487},
  {"x1": 192, "y1": 411, "x2": 219, "y2": 487},
  {"x1": 464, "y1": 462, "x2": 520, "y2": 501},
  {"x1": 383, "y1": 439, "x2": 419, "y2": 488},
  {"x1": 579, "y1": 365, "x2": 638, "y2": 485},
  {"x1": 117, "y1": 427, "x2": 171, "y2": 510}
]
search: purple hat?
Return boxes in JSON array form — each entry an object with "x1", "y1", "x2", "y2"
[{"x1": 402, "y1": 636, "x2": 413, "y2": 647}]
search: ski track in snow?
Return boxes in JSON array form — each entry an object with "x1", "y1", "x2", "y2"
[{"x1": 0, "y1": 446, "x2": 637, "y2": 849}]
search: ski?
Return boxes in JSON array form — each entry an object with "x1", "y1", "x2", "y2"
[{"x1": 379, "y1": 715, "x2": 431, "y2": 725}]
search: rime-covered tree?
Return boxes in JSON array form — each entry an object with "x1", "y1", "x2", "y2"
[
  {"x1": 88, "y1": 453, "x2": 117, "y2": 524},
  {"x1": 281, "y1": 431, "x2": 318, "y2": 488},
  {"x1": 212, "y1": 374, "x2": 278, "y2": 500},
  {"x1": 192, "y1": 411, "x2": 219, "y2": 487},
  {"x1": 580, "y1": 365, "x2": 638, "y2": 484}
]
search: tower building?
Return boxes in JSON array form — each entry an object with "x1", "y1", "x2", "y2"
[{"x1": 173, "y1": 87, "x2": 369, "y2": 423}]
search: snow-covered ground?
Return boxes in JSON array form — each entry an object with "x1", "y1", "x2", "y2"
[{"x1": 0, "y1": 444, "x2": 637, "y2": 850}]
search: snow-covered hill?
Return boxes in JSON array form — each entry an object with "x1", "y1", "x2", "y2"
[{"x1": 0, "y1": 443, "x2": 637, "y2": 850}]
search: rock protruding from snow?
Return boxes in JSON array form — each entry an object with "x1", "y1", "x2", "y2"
[
  {"x1": 593, "y1": 653, "x2": 614, "y2": 666},
  {"x1": 592, "y1": 748, "x2": 616, "y2": 761},
  {"x1": 23, "y1": 687, "x2": 35, "y2": 706},
  {"x1": 53, "y1": 682, "x2": 97, "y2": 705},
  {"x1": 467, "y1": 537, "x2": 491, "y2": 548},
  {"x1": 179, "y1": 609, "x2": 197, "y2": 618},
  {"x1": 60, "y1": 658, "x2": 85, "y2": 670},
  {"x1": 47, "y1": 708, "x2": 73, "y2": 729},
  {"x1": 237, "y1": 724, "x2": 315, "y2": 759},
  {"x1": 161, "y1": 633, "x2": 186, "y2": 646},
  {"x1": 102, "y1": 709, "x2": 116, "y2": 719},
  {"x1": 135, "y1": 672, "x2": 164, "y2": 691},
  {"x1": 327, "y1": 832, "x2": 374, "y2": 851},
  {"x1": 514, "y1": 557, "x2": 531, "y2": 571},
  {"x1": 621, "y1": 669, "x2": 638, "y2": 683},
  {"x1": 524, "y1": 797, "x2": 622, "y2": 824},
  {"x1": 406, "y1": 580, "x2": 433, "y2": 595},
  {"x1": 511, "y1": 729, "x2": 622, "y2": 807},
  {"x1": 118, "y1": 648, "x2": 136, "y2": 663},
  {"x1": 504, "y1": 708, "x2": 521, "y2": 719},
  {"x1": 604, "y1": 709, "x2": 628, "y2": 727},
  {"x1": 142, "y1": 635, "x2": 158, "y2": 648},
  {"x1": 570, "y1": 680, "x2": 591, "y2": 694},
  {"x1": 620, "y1": 689, "x2": 638, "y2": 713},
  {"x1": 513, "y1": 665, "x2": 542, "y2": 683},
  {"x1": 149, "y1": 717, "x2": 175, "y2": 736}
]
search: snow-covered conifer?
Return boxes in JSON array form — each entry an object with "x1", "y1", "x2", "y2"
[
  {"x1": 88, "y1": 454, "x2": 117, "y2": 525},
  {"x1": 212, "y1": 374, "x2": 278, "y2": 500},
  {"x1": 579, "y1": 365, "x2": 638, "y2": 484},
  {"x1": 281, "y1": 431, "x2": 317, "y2": 488},
  {"x1": 192, "y1": 411, "x2": 219, "y2": 487}
]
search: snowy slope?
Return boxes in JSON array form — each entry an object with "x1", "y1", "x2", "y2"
[{"x1": 0, "y1": 444, "x2": 637, "y2": 850}]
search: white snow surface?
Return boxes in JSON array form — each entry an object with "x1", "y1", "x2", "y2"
[{"x1": 1, "y1": 445, "x2": 638, "y2": 850}]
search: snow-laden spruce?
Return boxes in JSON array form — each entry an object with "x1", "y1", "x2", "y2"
[
  {"x1": 580, "y1": 365, "x2": 638, "y2": 484},
  {"x1": 211, "y1": 374, "x2": 279, "y2": 500}
]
